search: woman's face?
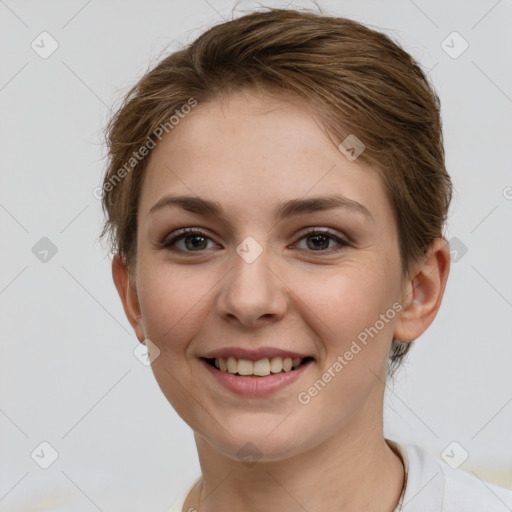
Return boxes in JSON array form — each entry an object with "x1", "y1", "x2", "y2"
[{"x1": 125, "y1": 90, "x2": 408, "y2": 461}]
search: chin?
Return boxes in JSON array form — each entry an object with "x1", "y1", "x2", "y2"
[{"x1": 200, "y1": 422, "x2": 315, "y2": 464}]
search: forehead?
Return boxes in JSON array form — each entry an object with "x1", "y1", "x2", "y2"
[
  {"x1": 139, "y1": 90, "x2": 390, "y2": 224},
  {"x1": 157, "y1": 90, "x2": 335, "y2": 162}
]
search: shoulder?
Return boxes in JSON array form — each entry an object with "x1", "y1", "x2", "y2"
[
  {"x1": 167, "y1": 476, "x2": 201, "y2": 512},
  {"x1": 394, "y1": 440, "x2": 512, "y2": 512},
  {"x1": 441, "y1": 460, "x2": 512, "y2": 512}
]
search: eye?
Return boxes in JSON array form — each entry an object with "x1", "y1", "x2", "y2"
[
  {"x1": 161, "y1": 228, "x2": 217, "y2": 252},
  {"x1": 160, "y1": 227, "x2": 350, "y2": 254},
  {"x1": 295, "y1": 229, "x2": 350, "y2": 253}
]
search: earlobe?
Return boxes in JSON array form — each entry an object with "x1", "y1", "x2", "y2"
[
  {"x1": 393, "y1": 238, "x2": 451, "y2": 343},
  {"x1": 111, "y1": 254, "x2": 146, "y2": 342}
]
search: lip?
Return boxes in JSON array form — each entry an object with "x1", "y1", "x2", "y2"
[
  {"x1": 198, "y1": 346, "x2": 313, "y2": 361},
  {"x1": 199, "y1": 357, "x2": 314, "y2": 396}
]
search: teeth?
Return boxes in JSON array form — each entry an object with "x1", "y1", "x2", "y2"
[
  {"x1": 253, "y1": 358, "x2": 270, "y2": 376},
  {"x1": 269, "y1": 356, "x2": 282, "y2": 373},
  {"x1": 213, "y1": 356, "x2": 305, "y2": 376},
  {"x1": 237, "y1": 359, "x2": 253, "y2": 376},
  {"x1": 226, "y1": 356, "x2": 237, "y2": 374}
]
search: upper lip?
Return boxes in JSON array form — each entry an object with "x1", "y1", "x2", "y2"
[{"x1": 199, "y1": 347, "x2": 314, "y2": 361}]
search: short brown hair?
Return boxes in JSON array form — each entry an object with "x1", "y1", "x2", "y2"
[{"x1": 99, "y1": 7, "x2": 452, "y2": 376}]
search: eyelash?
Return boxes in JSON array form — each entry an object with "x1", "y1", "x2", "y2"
[{"x1": 161, "y1": 227, "x2": 350, "y2": 254}]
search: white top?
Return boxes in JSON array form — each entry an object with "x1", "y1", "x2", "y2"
[{"x1": 167, "y1": 441, "x2": 512, "y2": 512}]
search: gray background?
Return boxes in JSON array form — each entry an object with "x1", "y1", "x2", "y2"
[{"x1": 1, "y1": 0, "x2": 511, "y2": 510}]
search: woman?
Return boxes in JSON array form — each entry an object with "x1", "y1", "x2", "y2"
[{"x1": 99, "y1": 7, "x2": 512, "y2": 511}]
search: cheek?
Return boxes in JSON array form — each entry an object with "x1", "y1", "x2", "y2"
[
  {"x1": 295, "y1": 271, "x2": 394, "y2": 421},
  {"x1": 301, "y1": 265, "x2": 394, "y2": 338},
  {"x1": 136, "y1": 265, "x2": 215, "y2": 429},
  {"x1": 136, "y1": 264, "x2": 213, "y2": 349}
]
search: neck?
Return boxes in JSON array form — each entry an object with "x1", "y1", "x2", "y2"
[{"x1": 184, "y1": 405, "x2": 404, "y2": 512}]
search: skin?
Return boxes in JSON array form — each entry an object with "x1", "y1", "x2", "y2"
[{"x1": 112, "y1": 88, "x2": 450, "y2": 512}]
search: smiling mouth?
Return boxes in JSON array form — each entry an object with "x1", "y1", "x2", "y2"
[{"x1": 202, "y1": 356, "x2": 314, "y2": 377}]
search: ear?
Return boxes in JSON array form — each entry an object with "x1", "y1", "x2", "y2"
[
  {"x1": 394, "y1": 238, "x2": 451, "y2": 343},
  {"x1": 111, "y1": 254, "x2": 146, "y2": 343}
]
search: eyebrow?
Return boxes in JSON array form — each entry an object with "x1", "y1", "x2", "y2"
[{"x1": 148, "y1": 193, "x2": 373, "y2": 221}]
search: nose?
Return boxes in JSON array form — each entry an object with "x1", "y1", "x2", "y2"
[{"x1": 216, "y1": 243, "x2": 288, "y2": 328}]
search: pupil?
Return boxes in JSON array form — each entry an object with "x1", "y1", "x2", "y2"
[
  {"x1": 308, "y1": 234, "x2": 328, "y2": 250},
  {"x1": 186, "y1": 235, "x2": 207, "y2": 250}
]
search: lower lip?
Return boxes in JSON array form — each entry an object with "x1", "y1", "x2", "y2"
[{"x1": 199, "y1": 358, "x2": 313, "y2": 396}]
